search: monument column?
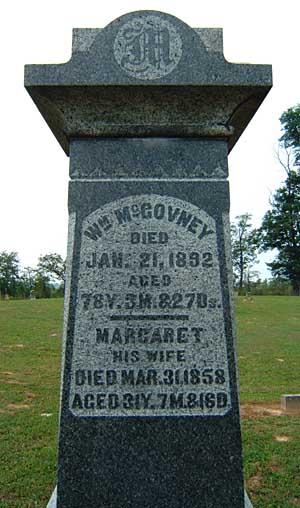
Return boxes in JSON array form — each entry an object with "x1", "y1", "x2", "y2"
[{"x1": 25, "y1": 11, "x2": 272, "y2": 508}]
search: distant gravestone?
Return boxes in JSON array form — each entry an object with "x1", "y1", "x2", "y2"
[
  {"x1": 281, "y1": 394, "x2": 300, "y2": 414},
  {"x1": 25, "y1": 11, "x2": 271, "y2": 508}
]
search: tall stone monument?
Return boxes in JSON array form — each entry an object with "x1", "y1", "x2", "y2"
[{"x1": 25, "y1": 11, "x2": 272, "y2": 508}]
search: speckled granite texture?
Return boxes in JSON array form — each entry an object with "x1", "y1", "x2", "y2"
[
  {"x1": 24, "y1": 10, "x2": 272, "y2": 155},
  {"x1": 25, "y1": 10, "x2": 271, "y2": 508},
  {"x1": 47, "y1": 486, "x2": 254, "y2": 508}
]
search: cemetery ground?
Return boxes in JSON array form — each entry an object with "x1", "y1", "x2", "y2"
[{"x1": 0, "y1": 297, "x2": 299, "y2": 508}]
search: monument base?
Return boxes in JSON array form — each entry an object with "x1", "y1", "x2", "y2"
[
  {"x1": 47, "y1": 487, "x2": 253, "y2": 508},
  {"x1": 46, "y1": 487, "x2": 57, "y2": 508}
]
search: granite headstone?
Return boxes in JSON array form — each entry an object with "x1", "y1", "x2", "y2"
[{"x1": 25, "y1": 11, "x2": 272, "y2": 508}]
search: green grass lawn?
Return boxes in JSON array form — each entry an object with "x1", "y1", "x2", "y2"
[
  {"x1": 236, "y1": 296, "x2": 300, "y2": 404},
  {"x1": 0, "y1": 300, "x2": 62, "y2": 508},
  {"x1": 0, "y1": 297, "x2": 300, "y2": 508}
]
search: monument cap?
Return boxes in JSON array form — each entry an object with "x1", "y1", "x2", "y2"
[{"x1": 24, "y1": 10, "x2": 272, "y2": 154}]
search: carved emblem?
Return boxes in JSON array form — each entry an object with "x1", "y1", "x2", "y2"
[{"x1": 114, "y1": 15, "x2": 182, "y2": 80}]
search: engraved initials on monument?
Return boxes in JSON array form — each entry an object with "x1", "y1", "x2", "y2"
[
  {"x1": 114, "y1": 15, "x2": 182, "y2": 80},
  {"x1": 121, "y1": 27, "x2": 173, "y2": 69}
]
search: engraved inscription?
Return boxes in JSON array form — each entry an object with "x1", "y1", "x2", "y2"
[
  {"x1": 69, "y1": 195, "x2": 231, "y2": 417},
  {"x1": 114, "y1": 15, "x2": 182, "y2": 80}
]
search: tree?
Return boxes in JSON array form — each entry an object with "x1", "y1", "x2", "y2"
[
  {"x1": 260, "y1": 171, "x2": 300, "y2": 295},
  {"x1": 0, "y1": 251, "x2": 20, "y2": 297},
  {"x1": 230, "y1": 214, "x2": 259, "y2": 294},
  {"x1": 260, "y1": 105, "x2": 300, "y2": 295},
  {"x1": 280, "y1": 104, "x2": 300, "y2": 166},
  {"x1": 19, "y1": 267, "x2": 36, "y2": 298},
  {"x1": 36, "y1": 253, "x2": 66, "y2": 289},
  {"x1": 33, "y1": 272, "x2": 52, "y2": 299}
]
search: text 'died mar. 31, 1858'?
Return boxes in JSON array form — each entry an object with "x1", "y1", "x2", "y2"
[{"x1": 69, "y1": 194, "x2": 231, "y2": 417}]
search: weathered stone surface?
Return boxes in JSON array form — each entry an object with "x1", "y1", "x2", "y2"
[
  {"x1": 24, "y1": 10, "x2": 272, "y2": 154},
  {"x1": 48, "y1": 486, "x2": 254, "y2": 507},
  {"x1": 46, "y1": 487, "x2": 57, "y2": 508},
  {"x1": 245, "y1": 490, "x2": 253, "y2": 508},
  {"x1": 69, "y1": 139, "x2": 228, "y2": 179},
  {"x1": 58, "y1": 169, "x2": 245, "y2": 507},
  {"x1": 24, "y1": 10, "x2": 271, "y2": 508},
  {"x1": 281, "y1": 394, "x2": 300, "y2": 414}
]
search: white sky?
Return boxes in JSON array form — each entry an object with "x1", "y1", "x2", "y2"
[{"x1": 1, "y1": 0, "x2": 300, "y2": 278}]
